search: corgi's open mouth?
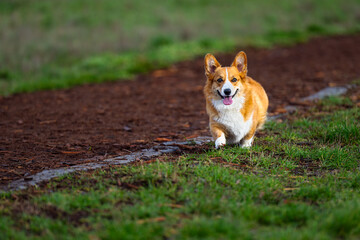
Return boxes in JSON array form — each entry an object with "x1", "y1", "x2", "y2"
[{"x1": 217, "y1": 89, "x2": 239, "y2": 105}]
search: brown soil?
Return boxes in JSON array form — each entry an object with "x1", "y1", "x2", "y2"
[{"x1": 1, "y1": 34, "x2": 360, "y2": 186}]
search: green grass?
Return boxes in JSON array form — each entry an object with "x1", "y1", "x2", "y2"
[
  {"x1": 0, "y1": 95, "x2": 359, "y2": 239},
  {"x1": 1, "y1": 0, "x2": 360, "y2": 95}
]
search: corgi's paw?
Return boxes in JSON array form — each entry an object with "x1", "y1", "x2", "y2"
[
  {"x1": 215, "y1": 134, "x2": 226, "y2": 149},
  {"x1": 241, "y1": 136, "x2": 254, "y2": 148}
]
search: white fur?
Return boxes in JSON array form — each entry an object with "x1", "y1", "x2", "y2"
[
  {"x1": 215, "y1": 133, "x2": 226, "y2": 149},
  {"x1": 241, "y1": 135, "x2": 254, "y2": 148},
  {"x1": 211, "y1": 94, "x2": 254, "y2": 145},
  {"x1": 221, "y1": 68, "x2": 235, "y2": 96}
]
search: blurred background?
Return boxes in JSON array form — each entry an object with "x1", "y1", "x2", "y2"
[{"x1": 1, "y1": 0, "x2": 359, "y2": 95}]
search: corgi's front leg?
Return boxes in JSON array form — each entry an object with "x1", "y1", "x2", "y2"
[
  {"x1": 241, "y1": 128, "x2": 256, "y2": 148},
  {"x1": 210, "y1": 124, "x2": 226, "y2": 149},
  {"x1": 215, "y1": 133, "x2": 226, "y2": 149},
  {"x1": 241, "y1": 135, "x2": 254, "y2": 148}
]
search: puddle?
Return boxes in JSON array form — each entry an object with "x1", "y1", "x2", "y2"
[{"x1": 1, "y1": 137, "x2": 212, "y2": 192}]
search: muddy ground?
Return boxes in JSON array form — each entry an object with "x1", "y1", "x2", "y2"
[{"x1": 1, "y1": 34, "x2": 360, "y2": 186}]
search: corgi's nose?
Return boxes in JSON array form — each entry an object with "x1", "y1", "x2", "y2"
[{"x1": 224, "y1": 88, "x2": 231, "y2": 96}]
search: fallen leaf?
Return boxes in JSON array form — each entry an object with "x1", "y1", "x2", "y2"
[
  {"x1": 123, "y1": 183, "x2": 139, "y2": 189},
  {"x1": 61, "y1": 151, "x2": 83, "y2": 154},
  {"x1": 152, "y1": 70, "x2": 168, "y2": 77},
  {"x1": 152, "y1": 68, "x2": 177, "y2": 77},
  {"x1": 137, "y1": 217, "x2": 166, "y2": 224},
  {"x1": 142, "y1": 159, "x2": 157, "y2": 164},
  {"x1": 159, "y1": 203, "x2": 183, "y2": 208},
  {"x1": 39, "y1": 120, "x2": 57, "y2": 125},
  {"x1": 174, "y1": 144, "x2": 196, "y2": 150},
  {"x1": 195, "y1": 85, "x2": 203, "y2": 91},
  {"x1": 350, "y1": 95, "x2": 358, "y2": 101},
  {"x1": 185, "y1": 134, "x2": 199, "y2": 140},
  {"x1": 274, "y1": 108, "x2": 287, "y2": 114},
  {"x1": 316, "y1": 71, "x2": 325, "y2": 78},
  {"x1": 181, "y1": 123, "x2": 190, "y2": 128},
  {"x1": 155, "y1": 137, "x2": 171, "y2": 142}
]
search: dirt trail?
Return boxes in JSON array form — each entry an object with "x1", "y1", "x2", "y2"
[{"x1": 1, "y1": 34, "x2": 360, "y2": 185}]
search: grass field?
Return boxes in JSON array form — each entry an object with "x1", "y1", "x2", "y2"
[
  {"x1": 1, "y1": 93, "x2": 359, "y2": 239},
  {"x1": 1, "y1": 0, "x2": 360, "y2": 95}
]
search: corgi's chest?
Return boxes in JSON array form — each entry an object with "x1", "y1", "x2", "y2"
[{"x1": 211, "y1": 97, "x2": 253, "y2": 143}]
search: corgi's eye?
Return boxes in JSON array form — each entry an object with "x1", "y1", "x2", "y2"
[
  {"x1": 217, "y1": 78, "x2": 223, "y2": 83},
  {"x1": 231, "y1": 78, "x2": 237, "y2": 82}
]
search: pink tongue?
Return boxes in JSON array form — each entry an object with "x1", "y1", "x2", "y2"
[{"x1": 223, "y1": 96, "x2": 233, "y2": 105}]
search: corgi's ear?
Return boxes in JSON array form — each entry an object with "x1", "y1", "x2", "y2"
[
  {"x1": 231, "y1": 51, "x2": 247, "y2": 76},
  {"x1": 204, "y1": 54, "x2": 221, "y2": 77}
]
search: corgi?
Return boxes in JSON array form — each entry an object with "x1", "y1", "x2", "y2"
[{"x1": 204, "y1": 51, "x2": 268, "y2": 149}]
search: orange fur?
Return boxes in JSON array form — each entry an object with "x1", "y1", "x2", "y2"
[{"x1": 204, "y1": 51, "x2": 268, "y2": 148}]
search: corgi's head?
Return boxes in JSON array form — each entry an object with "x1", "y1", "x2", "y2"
[{"x1": 204, "y1": 51, "x2": 248, "y2": 106}]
